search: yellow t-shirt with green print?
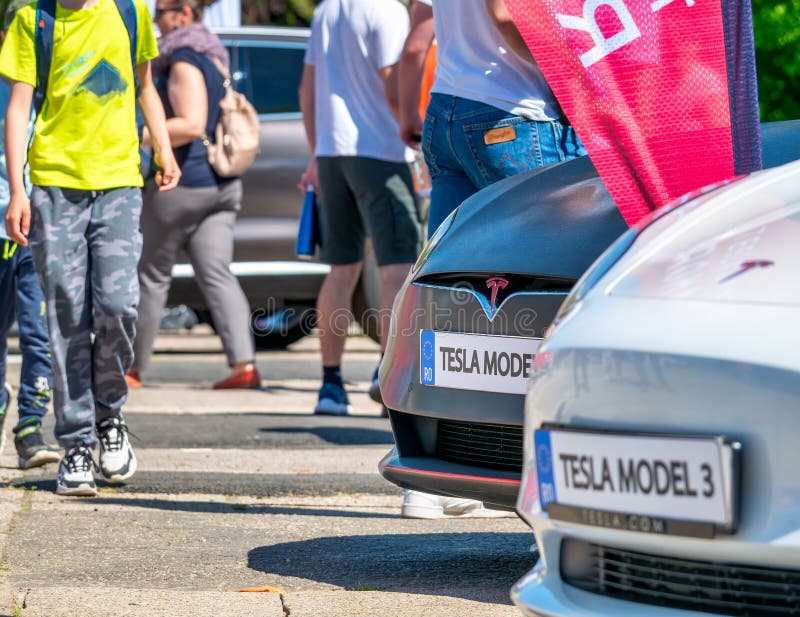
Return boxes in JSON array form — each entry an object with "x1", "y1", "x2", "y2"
[{"x1": 0, "y1": 0, "x2": 158, "y2": 189}]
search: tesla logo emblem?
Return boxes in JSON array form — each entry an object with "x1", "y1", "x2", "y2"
[
  {"x1": 719, "y1": 260, "x2": 774, "y2": 283},
  {"x1": 486, "y1": 277, "x2": 509, "y2": 314}
]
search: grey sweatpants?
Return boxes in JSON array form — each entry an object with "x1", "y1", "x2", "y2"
[
  {"x1": 133, "y1": 179, "x2": 254, "y2": 372},
  {"x1": 28, "y1": 186, "x2": 142, "y2": 448}
]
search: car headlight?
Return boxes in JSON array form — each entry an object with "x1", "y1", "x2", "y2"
[
  {"x1": 553, "y1": 226, "x2": 638, "y2": 325},
  {"x1": 412, "y1": 209, "x2": 458, "y2": 273}
]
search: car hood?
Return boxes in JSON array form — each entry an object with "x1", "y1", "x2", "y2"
[
  {"x1": 609, "y1": 159, "x2": 800, "y2": 305},
  {"x1": 416, "y1": 156, "x2": 629, "y2": 281}
]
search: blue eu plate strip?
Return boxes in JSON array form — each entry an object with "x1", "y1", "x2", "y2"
[
  {"x1": 534, "y1": 430, "x2": 557, "y2": 509},
  {"x1": 420, "y1": 330, "x2": 436, "y2": 385}
]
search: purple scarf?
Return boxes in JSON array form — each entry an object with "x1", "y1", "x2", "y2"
[{"x1": 153, "y1": 23, "x2": 230, "y2": 77}]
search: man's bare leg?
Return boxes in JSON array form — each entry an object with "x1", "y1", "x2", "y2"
[
  {"x1": 318, "y1": 263, "x2": 362, "y2": 365},
  {"x1": 315, "y1": 263, "x2": 362, "y2": 415}
]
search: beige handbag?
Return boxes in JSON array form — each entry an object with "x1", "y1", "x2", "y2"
[{"x1": 202, "y1": 59, "x2": 260, "y2": 178}]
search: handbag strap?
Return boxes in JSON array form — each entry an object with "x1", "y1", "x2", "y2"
[
  {"x1": 209, "y1": 56, "x2": 232, "y2": 89},
  {"x1": 201, "y1": 57, "x2": 232, "y2": 146}
]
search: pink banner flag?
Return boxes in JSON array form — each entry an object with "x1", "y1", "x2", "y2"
[{"x1": 504, "y1": 0, "x2": 761, "y2": 225}]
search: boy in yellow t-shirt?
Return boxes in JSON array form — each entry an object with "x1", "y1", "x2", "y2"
[{"x1": 0, "y1": 0, "x2": 180, "y2": 496}]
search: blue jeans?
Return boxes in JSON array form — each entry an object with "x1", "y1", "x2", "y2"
[
  {"x1": 0, "y1": 240, "x2": 52, "y2": 427},
  {"x1": 422, "y1": 93, "x2": 586, "y2": 237}
]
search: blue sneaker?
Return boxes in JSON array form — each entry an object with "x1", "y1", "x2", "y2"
[
  {"x1": 314, "y1": 382, "x2": 352, "y2": 416},
  {"x1": 0, "y1": 383, "x2": 12, "y2": 455}
]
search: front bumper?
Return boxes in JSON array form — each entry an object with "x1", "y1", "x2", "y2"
[
  {"x1": 379, "y1": 278, "x2": 567, "y2": 507},
  {"x1": 514, "y1": 339, "x2": 800, "y2": 616},
  {"x1": 513, "y1": 514, "x2": 800, "y2": 617},
  {"x1": 379, "y1": 447, "x2": 520, "y2": 511}
]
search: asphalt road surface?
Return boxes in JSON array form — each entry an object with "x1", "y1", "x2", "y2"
[{"x1": 0, "y1": 329, "x2": 535, "y2": 616}]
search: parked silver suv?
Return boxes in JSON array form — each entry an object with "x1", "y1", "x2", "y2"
[{"x1": 165, "y1": 26, "x2": 381, "y2": 348}]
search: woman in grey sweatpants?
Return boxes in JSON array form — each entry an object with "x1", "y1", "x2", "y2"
[{"x1": 131, "y1": 2, "x2": 259, "y2": 390}]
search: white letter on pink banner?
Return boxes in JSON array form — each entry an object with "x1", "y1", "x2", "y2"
[{"x1": 557, "y1": 0, "x2": 641, "y2": 67}]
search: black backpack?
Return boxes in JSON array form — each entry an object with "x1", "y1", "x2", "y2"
[{"x1": 33, "y1": 0, "x2": 139, "y2": 115}]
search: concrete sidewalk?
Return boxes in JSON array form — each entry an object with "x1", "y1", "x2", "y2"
[
  {"x1": 0, "y1": 333, "x2": 532, "y2": 617},
  {"x1": 0, "y1": 491, "x2": 527, "y2": 617}
]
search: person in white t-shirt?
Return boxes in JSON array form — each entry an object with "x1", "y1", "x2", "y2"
[
  {"x1": 298, "y1": 0, "x2": 424, "y2": 416},
  {"x1": 397, "y1": 0, "x2": 581, "y2": 518},
  {"x1": 390, "y1": 0, "x2": 535, "y2": 521},
  {"x1": 399, "y1": 0, "x2": 586, "y2": 237}
]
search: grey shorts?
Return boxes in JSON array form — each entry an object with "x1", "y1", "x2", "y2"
[{"x1": 316, "y1": 156, "x2": 423, "y2": 266}]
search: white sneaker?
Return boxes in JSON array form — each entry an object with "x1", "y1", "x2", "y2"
[
  {"x1": 97, "y1": 415, "x2": 137, "y2": 483},
  {"x1": 400, "y1": 489, "x2": 512, "y2": 519},
  {"x1": 56, "y1": 446, "x2": 97, "y2": 496}
]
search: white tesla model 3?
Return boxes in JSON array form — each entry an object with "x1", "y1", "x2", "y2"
[{"x1": 513, "y1": 157, "x2": 800, "y2": 616}]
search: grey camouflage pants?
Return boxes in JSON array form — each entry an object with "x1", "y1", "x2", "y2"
[{"x1": 29, "y1": 186, "x2": 142, "y2": 448}]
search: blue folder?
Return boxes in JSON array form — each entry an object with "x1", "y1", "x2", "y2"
[{"x1": 296, "y1": 185, "x2": 321, "y2": 259}]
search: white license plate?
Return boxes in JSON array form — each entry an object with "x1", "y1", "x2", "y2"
[
  {"x1": 535, "y1": 429, "x2": 738, "y2": 533},
  {"x1": 419, "y1": 330, "x2": 541, "y2": 395}
]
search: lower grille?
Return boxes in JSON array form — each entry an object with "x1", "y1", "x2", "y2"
[
  {"x1": 436, "y1": 420, "x2": 523, "y2": 472},
  {"x1": 561, "y1": 539, "x2": 800, "y2": 616}
]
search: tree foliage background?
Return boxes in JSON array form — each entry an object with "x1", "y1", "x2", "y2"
[
  {"x1": 752, "y1": 0, "x2": 800, "y2": 121},
  {"x1": 241, "y1": 0, "x2": 315, "y2": 26},
  {"x1": 247, "y1": 0, "x2": 799, "y2": 121}
]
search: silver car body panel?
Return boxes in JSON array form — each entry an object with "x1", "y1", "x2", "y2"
[
  {"x1": 211, "y1": 25, "x2": 310, "y2": 43},
  {"x1": 514, "y1": 158, "x2": 800, "y2": 616},
  {"x1": 608, "y1": 166, "x2": 800, "y2": 307}
]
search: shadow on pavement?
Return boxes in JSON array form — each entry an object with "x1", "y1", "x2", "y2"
[
  {"x1": 260, "y1": 425, "x2": 394, "y2": 445},
  {"x1": 112, "y1": 412, "x2": 392, "y2": 449},
  {"x1": 62, "y1": 496, "x2": 399, "y2": 518},
  {"x1": 4, "y1": 470, "x2": 401, "y2": 497},
  {"x1": 248, "y1": 532, "x2": 535, "y2": 604}
]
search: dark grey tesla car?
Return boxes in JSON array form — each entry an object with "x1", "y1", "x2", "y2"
[{"x1": 378, "y1": 120, "x2": 800, "y2": 511}]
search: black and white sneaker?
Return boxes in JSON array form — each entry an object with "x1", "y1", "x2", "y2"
[
  {"x1": 56, "y1": 446, "x2": 97, "y2": 496},
  {"x1": 97, "y1": 415, "x2": 137, "y2": 483}
]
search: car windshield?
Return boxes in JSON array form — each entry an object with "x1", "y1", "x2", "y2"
[{"x1": 225, "y1": 42, "x2": 305, "y2": 115}]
